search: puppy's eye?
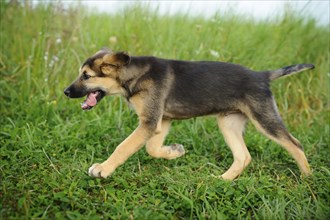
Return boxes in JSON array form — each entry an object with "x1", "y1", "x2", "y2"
[{"x1": 82, "y1": 72, "x2": 91, "y2": 80}]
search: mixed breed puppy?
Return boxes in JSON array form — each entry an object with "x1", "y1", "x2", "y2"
[{"x1": 64, "y1": 48, "x2": 313, "y2": 180}]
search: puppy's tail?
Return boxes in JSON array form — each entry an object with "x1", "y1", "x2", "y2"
[{"x1": 268, "y1": 64, "x2": 315, "y2": 80}]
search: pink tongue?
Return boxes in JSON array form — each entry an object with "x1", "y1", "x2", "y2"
[
  {"x1": 81, "y1": 92, "x2": 98, "y2": 109},
  {"x1": 86, "y1": 92, "x2": 98, "y2": 106}
]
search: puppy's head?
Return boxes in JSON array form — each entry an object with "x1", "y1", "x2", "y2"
[{"x1": 64, "y1": 48, "x2": 130, "y2": 110}]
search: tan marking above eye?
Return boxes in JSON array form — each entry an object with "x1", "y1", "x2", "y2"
[
  {"x1": 80, "y1": 66, "x2": 97, "y2": 77},
  {"x1": 94, "y1": 58, "x2": 103, "y2": 66}
]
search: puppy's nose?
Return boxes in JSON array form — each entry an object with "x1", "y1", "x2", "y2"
[{"x1": 64, "y1": 88, "x2": 70, "y2": 97}]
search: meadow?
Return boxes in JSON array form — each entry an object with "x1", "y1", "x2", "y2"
[{"x1": 0, "y1": 1, "x2": 329, "y2": 219}]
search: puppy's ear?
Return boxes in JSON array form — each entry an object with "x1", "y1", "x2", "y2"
[
  {"x1": 99, "y1": 47, "x2": 112, "y2": 54},
  {"x1": 103, "y1": 52, "x2": 131, "y2": 67},
  {"x1": 93, "y1": 47, "x2": 112, "y2": 57}
]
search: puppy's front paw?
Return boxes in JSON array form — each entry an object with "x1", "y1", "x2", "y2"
[
  {"x1": 88, "y1": 163, "x2": 111, "y2": 178},
  {"x1": 163, "y1": 144, "x2": 185, "y2": 160}
]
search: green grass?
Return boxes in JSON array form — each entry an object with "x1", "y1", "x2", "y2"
[{"x1": 1, "y1": 2, "x2": 329, "y2": 219}]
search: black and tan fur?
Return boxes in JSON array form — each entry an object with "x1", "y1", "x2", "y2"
[{"x1": 64, "y1": 48, "x2": 313, "y2": 180}]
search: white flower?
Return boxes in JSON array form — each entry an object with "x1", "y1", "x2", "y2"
[
  {"x1": 56, "y1": 38, "x2": 62, "y2": 44},
  {"x1": 44, "y1": 52, "x2": 48, "y2": 61},
  {"x1": 210, "y1": 50, "x2": 220, "y2": 58},
  {"x1": 109, "y1": 36, "x2": 117, "y2": 44},
  {"x1": 52, "y1": 56, "x2": 59, "y2": 62}
]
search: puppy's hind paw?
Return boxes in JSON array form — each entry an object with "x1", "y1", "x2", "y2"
[{"x1": 88, "y1": 163, "x2": 111, "y2": 178}]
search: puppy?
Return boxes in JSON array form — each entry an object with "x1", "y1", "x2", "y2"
[{"x1": 64, "y1": 48, "x2": 313, "y2": 180}]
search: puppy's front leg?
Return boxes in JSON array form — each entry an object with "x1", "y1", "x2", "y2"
[{"x1": 88, "y1": 125, "x2": 152, "y2": 178}]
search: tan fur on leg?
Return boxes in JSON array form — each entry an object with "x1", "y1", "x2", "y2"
[
  {"x1": 249, "y1": 116, "x2": 311, "y2": 176},
  {"x1": 146, "y1": 120, "x2": 185, "y2": 160},
  {"x1": 217, "y1": 114, "x2": 251, "y2": 180},
  {"x1": 88, "y1": 125, "x2": 151, "y2": 178}
]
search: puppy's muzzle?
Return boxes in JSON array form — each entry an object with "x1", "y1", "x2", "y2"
[
  {"x1": 63, "y1": 85, "x2": 86, "y2": 98},
  {"x1": 64, "y1": 87, "x2": 71, "y2": 97}
]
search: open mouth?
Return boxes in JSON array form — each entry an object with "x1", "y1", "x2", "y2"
[{"x1": 81, "y1": 90, "x2": 105, "y2": 110}]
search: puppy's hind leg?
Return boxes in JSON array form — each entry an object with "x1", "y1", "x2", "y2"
[
  {"x1": 246, "y1": 98, "x2": 311, "y2": 177},
  {"x1": 217, "y1": 113, "x2": 252, "y2": 180},
  {"x1": 146, "y1": 119, "x2": 185, "y2": 160}
]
